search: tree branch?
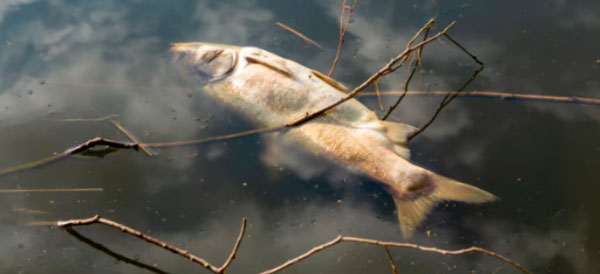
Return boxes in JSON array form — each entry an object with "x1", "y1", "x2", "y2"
[
  {"x1": 261, "y1": 235, "x2": 531, "y2": 274},
  {"x1": 328, "y1": 0, "x2": 359, "y2": 77},
  {"x1": 276, "y1": 21, "x2": 323, "y2": 49},
  {"x1": 217, "y1": 218, "x2": 247, "y2": 273},
  {"x1": 287, "y1": 21, "x2": 456, "y2": 127},
  {"x1": 58, "y1": 215, "x2": 249, "y2": 273}
]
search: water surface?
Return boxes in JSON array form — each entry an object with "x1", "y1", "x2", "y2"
[{"x1": 1, "y1": 0, "x2": 599, "y2": 273}]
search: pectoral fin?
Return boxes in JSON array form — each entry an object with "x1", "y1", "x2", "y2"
[{"x1": 245, "y1": 55, "x2": 293, "y2": 78}]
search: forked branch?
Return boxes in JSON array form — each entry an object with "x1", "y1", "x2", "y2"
[
  {"x1": 56, "y1": 216, "x2": 529, "y2": 274},
  {"x1": 260, "y1": 235, "x2": 531, "y2": 274},
  {"x1": 328, "y1": 0, "x2": 359, "y2": 77}
]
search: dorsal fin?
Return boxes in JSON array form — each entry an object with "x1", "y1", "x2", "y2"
[
  {"x1": 311, "y1": 69, "x2": 348, "y2": 92},
  {"x1": 245, "y1": 55, "x2": 293, "y2": 78}
]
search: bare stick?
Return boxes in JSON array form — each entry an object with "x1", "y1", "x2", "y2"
[
  {"x1": 382, "y1": 20, "x2": 434, "y2": 120},
  {"x1": 261, "y1": 235, "x2": 531, "y2": 274},
  {"x1": 49, "y1": 114, "x2": 120, "y2": 122},
  {"x1": 217, "y1": 218, "x2": 247, "y2": 273},
  {"x1": 57, "y1": 215, "x2": 247, "y2": 274},
  {"x1": 381, "y1": 66, "x2": 416, "y2": 120},
  {"x1": 383, "y1": 246, "x2": 398, "y2": 274},
  {"x1": 144, "y1": 126, "x2": 284, "y2": 148},
  {"x1": 358, "y1": 90, "x2": 600, "y2": 105},
  {"x1": 58, "y1": 215, "x2": 221, "y2": 272},
  {"x1": 407, "y1": 65, "x2": 484, "y2": 141},
  {"x1": 276, "y1": 22, "x2": 323, "y2": 49},
  {"x1": 443, "y1": 33, "x2": 483, "y2": 65},
  {"x1": 65, "y1": 137, "x2": 138, "y2": 154},
  {"x1": 287, "y1": 21, "x2": 456, "y2": 127},
  {"x1": 0, "y1": 137, "x2": 138, "y2": 177},
  {"x1": 110, "y1": 120, "x2": 155, "y2": 156},
  {"x1": 374, "y1": 79, "x2": 384, "y2": 110},
  {"x1": 261, "y1": 236, "x2": 343, "y2": 274},
  {"x1": 0, "y1": 153, "x2": 69, "y2": 177},
  {"x1": 11, "y1": 208, "x2": 52, "y2": 214},
  {"x1": 7, "y1": 86, "x2": 596, "y2": 177},
  {"x1": 0, "y1": 188, "x2": 103, "y2": 193},
  {"x1": 328, "y1": 0, "x2": 358, "y2": 77}
]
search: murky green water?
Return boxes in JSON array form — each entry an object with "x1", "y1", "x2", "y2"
[{"x1": 1, "y1": 0, "x2": 599, "y2": 273}]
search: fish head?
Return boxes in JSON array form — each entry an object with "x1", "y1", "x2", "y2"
[{"x1": 170, "y1": 42, "x2": 240, "y2": 83}]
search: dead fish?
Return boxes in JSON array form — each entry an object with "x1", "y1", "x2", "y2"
[{"x1": 171, "y1": 42, "x2": 497, "y2": 238}]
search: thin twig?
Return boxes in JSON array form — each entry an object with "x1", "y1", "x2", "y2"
[
  {"x1": 383, "y1": 246, "x2": 398, "y2": 274},
  {"x1": 65, "y1": 227, "x2": 171, "y2": 274},
  {"x1": 374, "y1": 79, "x2": 384, "y2": 110},
  {"x1": 443, "y1": 33, "x2": 483, "y2": 65},
  {"x1": 382, "y1": 19, "x2": 434, "y2": 120},
  {"x1": 358, "y1": 90, "x2": 600, "y2": 105},
  {"x1": 0, "y1": 137, "x2": 137, "y2": 177},
  {"x1": 5, "y1": 85, "x2": 597, "y2": 177},
  {"x1": 328, "y1": 0, "x2": 358, "y2": 77},
  {"x1": 65, "y1": 137, "x2": 138, "y2": 154},
  {"x1": 381, "y1": 66, "x2": 417, "y2": 120},
  {"x1": 57, "y1": 215, "x2": 221, "y2": 272},
  {"x1": 276, "y1": 21, "x2": 323, "y2": 49},
  {"x1": 11, "y1": 208, "x2": 52, "y2": 214},
  {"x1": 0, "y1": 188, "x2": 103, "y2": 193},
  {"x1": 261, "y1": 235, "x2": 531, "y2": 274},
  {"x1": 261, "y1": 236, "x2": 343, "y2": 274},
  {"x1": 407, "y1": 65, "x2": 484, "y2": 141},
  {"x1": 287, "y1": 21, "x2": 456, "y2": 127},
  {"x1": 49, "y1": 114, "x2": 120, "y2": 122},
  {"x1": 0, "y1": 153, "x2": 69, "y2": 177},
  {"x1": 57, "y1": 215, "x2": 248, "y2": 274},
  {"x1": 110, "y1": 120, "x2": 155, "y2": 156},
  {"x1": 217, "y1": 218, "x2": 247, "y2": 273},
  {"x1": 144, "y1": 126, "x2": 284, "y2": 148}
]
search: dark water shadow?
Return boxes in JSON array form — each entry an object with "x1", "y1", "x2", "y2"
[{"x1": 64, "y1": 227, "x2": 172, "y2": 274}]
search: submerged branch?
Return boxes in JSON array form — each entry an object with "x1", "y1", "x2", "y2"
[
  {"x1": 48, "y1": 114, "x2": 120, "y2": 122},
  {"x1": 0, "y1": 188, "x2": 103, "y2": 193}
]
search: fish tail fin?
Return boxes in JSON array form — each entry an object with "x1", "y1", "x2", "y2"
[{"x1": 392, "y1": 172, "x2": 497, "y2": 238}]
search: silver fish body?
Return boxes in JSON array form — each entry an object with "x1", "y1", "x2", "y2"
[{"x1": 171, "y1": 42, "x2": 496, "y2": 237}]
